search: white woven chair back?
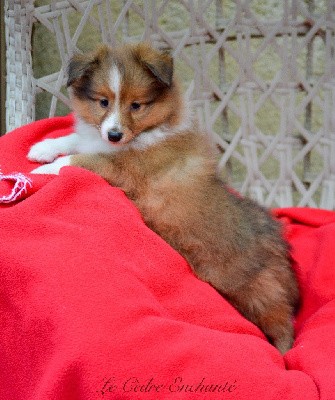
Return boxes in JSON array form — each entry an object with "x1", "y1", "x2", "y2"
[{"x1": 4, "y1": 1, "x2": 335, "y2": 208}]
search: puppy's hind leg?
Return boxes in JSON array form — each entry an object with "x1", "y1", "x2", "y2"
[{"x1": 227, "y1": 268, "x2": 297, "y2": 354}]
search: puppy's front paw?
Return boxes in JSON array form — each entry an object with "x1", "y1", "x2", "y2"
[
  {"x1": 30, "y1": 156, "x2": 72, "y2": 175},
  {"x1": 28, "y1": 139, "x2": 61, "y2": 163}
]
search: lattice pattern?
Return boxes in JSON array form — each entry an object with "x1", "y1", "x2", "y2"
[
  {"x1": 5, "y1": 0, "x2": 35, "y2": 130},
  {"x1": 4, "y1": 0, "x2": 335, "y2": 208}
]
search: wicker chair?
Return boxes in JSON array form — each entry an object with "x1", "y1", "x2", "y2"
[{"x1": 4, "y1": 0, "x2": 335, "y2": 209}]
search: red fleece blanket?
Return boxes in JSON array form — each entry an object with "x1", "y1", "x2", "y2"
[{"x1": 1, "y1": 115, "x2": 335, "y2": 400}]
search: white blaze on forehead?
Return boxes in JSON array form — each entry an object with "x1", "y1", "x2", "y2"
[
  {"x1": 109, "y1": 64, "x2": 121, "y2": 93},
  {"x1": 101, "y1": 64, "x2": 122, "y2": 141}
]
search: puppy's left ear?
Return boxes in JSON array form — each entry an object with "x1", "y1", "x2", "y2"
[{"x1": 134, "y1": 43, "x2": 173, "y2": 87}]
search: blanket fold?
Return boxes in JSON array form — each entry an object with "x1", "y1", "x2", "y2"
[{"x1": 0, "y1": 116, "x2": 334, "y2": 400}]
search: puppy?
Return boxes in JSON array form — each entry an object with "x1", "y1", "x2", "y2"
[{"x1": 28, "y1": 42, "x2": 299, "y2": 354}]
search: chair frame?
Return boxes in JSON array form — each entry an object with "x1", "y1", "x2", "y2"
[{"x1": 4, "y1": 0, "x2": 335, "y2": 209}]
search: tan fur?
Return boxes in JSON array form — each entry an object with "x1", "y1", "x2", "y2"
[{"x1": 68, "y1": 43, "x2": 299, "y2": 354}]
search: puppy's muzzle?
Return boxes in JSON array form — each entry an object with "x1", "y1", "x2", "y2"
[{"x1": 108, "y1": 130, "x2": 123, "y2": 143}]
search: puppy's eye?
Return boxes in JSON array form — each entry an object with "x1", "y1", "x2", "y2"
[
  {"x1": 100, "y1": 99, "x2": 109, "y2": 108},
  {"x1": 130, "y1": 102, "x2": 141, "y2": 111}
]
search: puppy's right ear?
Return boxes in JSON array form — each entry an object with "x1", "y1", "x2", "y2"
[
  {"x1": 67, "y1": 45, "x2": 110, "y2": 87},
  {"x1": 67, "y1": 54, "x2": 93, "y2": 87}
]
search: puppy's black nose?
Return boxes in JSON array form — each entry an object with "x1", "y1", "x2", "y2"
[{"x1": 107, "y1": 130, "x2": 123, "y2": 142}]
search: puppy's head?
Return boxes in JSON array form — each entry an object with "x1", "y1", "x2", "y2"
[{"x1": 67, "y1": 42, "x2": 183, "y2": 146}]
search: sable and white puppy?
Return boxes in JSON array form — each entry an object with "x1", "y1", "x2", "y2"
[{"x1": 28, "y1": 42, "x2": 299, "y2": 354}]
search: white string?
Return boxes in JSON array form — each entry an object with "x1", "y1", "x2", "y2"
[{"x1": 0, "y1": 171, "x2": 33, "y2": 204}]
